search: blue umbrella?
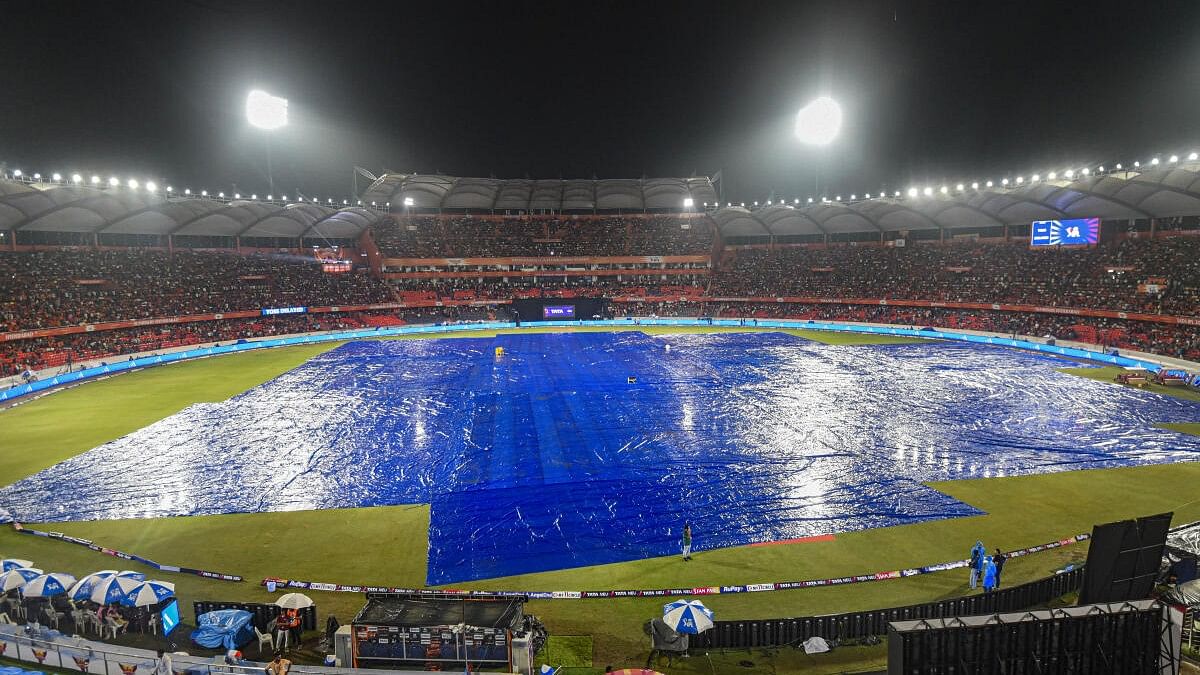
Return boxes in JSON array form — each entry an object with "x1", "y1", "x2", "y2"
[
  {"x1": 68, "y1": 571, "x2": 115, "y2": 602},
  {"x1": 0, "y1": 559, "x2": 34, "y2": 572},
  {"x1": 89, "y1": 576, "x2": 141, "y2": 605},
  {"x1": 0, "y1": 568, "x2": 42, "y2": 592},
  {"x1": 121, "y1": 580, "x2": 174, "y2": 607},
  {"x1": 662, "y1": 599, "x2": 714, "y2": 634},
  {"x1": 22, "y1": 572, "x2": 77, "y2": 598},
  {"x1": 115, "y1": 570, "x2": 146, "y2": 581}
]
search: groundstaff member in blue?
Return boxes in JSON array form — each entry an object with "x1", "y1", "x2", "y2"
[{"x1": 969, "y1": 540, "x2": 986, "y2": 589}]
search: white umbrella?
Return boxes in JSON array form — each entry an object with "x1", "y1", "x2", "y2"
[
  {"x1": 274, "y1": 593, "x2": 314, "y2": 609},
  {"x1": 121, "y1": 580, "x2": 174, "y2": 607},
  {"x1": 0, "y1": 559, "x2": 34, "y2": 572},
  {"x1": 89, "y1": 576, "x2": 141, "y2": 605},
  {"x1": 22, "y1": 572, "x2": 76, "y2": 597},
  {"x1": 0, "y1": 568, "x2": 42, "y2": 592},
  {"x1": 115, "y1": 570, "x2": 146, "y2": 581}
]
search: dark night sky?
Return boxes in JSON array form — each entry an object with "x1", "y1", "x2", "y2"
[{"x1": 2, "y1": 1, "x2": 1198, "y2": 203}]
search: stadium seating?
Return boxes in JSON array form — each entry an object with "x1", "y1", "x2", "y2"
[
  {"x1": 371, "y1": 215, "x2": 712, "y2": 258},
  {"x1": 3, "y1": 231, "x2": 1200, "y2": 375}
]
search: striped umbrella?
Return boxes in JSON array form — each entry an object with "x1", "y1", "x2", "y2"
[
  {"x1": 22, "y1": 572, "x2": 77, "y2": 597},
  {"x1": 89, "y1": 576, "x2": 142, "y2": 605},
  {"x1": 68, "y1": 571, "x2": 116, "y2": 602},
  {"x1": 662, "y1": 599, "x2": 714, "y2": 634},
  {"x1": 0, "y1": 559, "x2": 34, "y2": 572},
  {"x1": 121, "y1": 580, "x2": 174, "y2": 607},
  {"x1": 0, "y1": 568, "x2": 42, "y2": 592},
  {"x1": 115, "y1": 570, "x2": 146, "y2": 581}
]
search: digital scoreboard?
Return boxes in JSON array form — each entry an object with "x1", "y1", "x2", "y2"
[
  {"x1": 1030, "y1": 218, "x2": 1099, "y2": 246},
  {"x1": 542, "y1": 305, "x2": 575, "y2": 319}
]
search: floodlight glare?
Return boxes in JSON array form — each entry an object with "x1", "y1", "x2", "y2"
[
  {"x1": 683, "y1": 197, "x2": 694, "y2": 207},
  {"x1": 11, "y1": 170, "x2": 21, "y2": 177},
  {"x1": 128, "y1": 179, "x2": 139, "y2": 189},
  {"x1": 52, "y1": 173, "x2": 62, "y2": 182},
  {"x1": 246, "y1": 90, "x2": 288, "y2": 130},
  {"x1": 1189, "y1": 153, "x2": 1198, "y2": 161},
  {"x1": 1015, "y1": 177, "x2": 1024, "y2": 184},
  {"x1": 1170, "y1": 155, "x2": 1179, "y2": 163},
  {"x1": 108, "y1": 177, "x2": 119, "y2": 187},
  {"x1": 1031, "y1": 174, "x2": 1040, "y2": 181},
  {"x1": 146, "y1": 181, "x2": 157, "y2": 193},
  {"x1": 91, "y1": 176, "x2": 101, "y2": 184},
  {"x1": 956, "y1": 183, "x2": 964, "y2": 192},
  {"x1": 986, "y1": 181, "x2": 994, "y2": 187},
  {"x1": 893, "y1": 191, "x2": 900, "y2": 197},
  {"x1": 794, "y1": 96, "x2": 842, "y2": 146},
  {"x1": 1048, "y1": 172, "x2": 1057, "y2": 179},
  {"x1": 1116, "y1": 163, "x2": 1123, "y2": 169},
  {"x1": 71, "y1": 174, "x2": 82, "y2": 184},
  {"x1": 1001, "y1": 178, "x2": 1009, "y2": 186},
  {"x1": 1065, "y1": 169, "x2": 1074, "y2": 178},
  {"x1": 907, "y1": 188, "x2": 918, "y2": 197},
  {"x1": 939, "y1": 186, "x2": 948, "y2": 194},
  {"x1": 33, "y1": 173, "x2": 40, "y2": 180},
  {"x1": 403, "y1": 197, "x2": 415, "y2": 206},
  {"x1": 923, "y1": 187, "x2": 933, "y2": 196},
  {"x1": 1081, "y1": 168, "x2": 1090, "y2": 175}
]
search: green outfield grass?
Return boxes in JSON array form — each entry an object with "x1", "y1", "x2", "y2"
[{"x1": 0, "y1": 327, "x2": 1196, "y2": 673}]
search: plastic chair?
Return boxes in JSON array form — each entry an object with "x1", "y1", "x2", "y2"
[
  {"x1": 104, "y1": 616, "x2": 127, "y2": 640},
  {"x1": 253, "y1": 626, "x2": 273, "y2": 654},
  {"x1": 148, "y1": 613, "x2": 159, "y2": 635}
]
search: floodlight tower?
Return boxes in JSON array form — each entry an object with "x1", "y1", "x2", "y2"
[
  {"x1": 794, "y1": 96, "x2": 842, "y2": 196},
  {"x1": 246, "y1": 89, "x2": 288, "y2": 197}
]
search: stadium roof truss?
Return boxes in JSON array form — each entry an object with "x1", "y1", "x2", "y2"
[
  {"x1": 707, "y1": 164, "x2": 1200, "y2": 237},
  {"x1": 0, "y1": 180, "x2": 380, "y2": 239},
  {"x1": 358, "y1": 174, "x2": 721, "y2": 212},
  {"x1": 3, "y1": 165, "x2": 1199, "y2": 238}
]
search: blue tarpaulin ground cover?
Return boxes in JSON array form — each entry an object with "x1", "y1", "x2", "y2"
[
  {"x1": 190, "y1": 609, "x2": 254, "y2": 650},
  {"x1": 3, "y1": 331, "x2": 1200, "y2": 584}
]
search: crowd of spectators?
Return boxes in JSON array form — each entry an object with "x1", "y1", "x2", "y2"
[
  {"x1": 0, "y1": 306, "x2": 502, "y2": 376},
  {"x1": 0, "y1": 249, "x2": 395, "y2": 331},
  {"x1": 711, "y1": 237, "x2": 1200, "y2": 314},
  {"x1": 371, "y1": 215, "x2": 712, "y2": 258}
]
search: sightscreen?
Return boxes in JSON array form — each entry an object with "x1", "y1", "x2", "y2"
[{"x1": 1031, "y1": 217, "x2": 1099, "y2": 246}]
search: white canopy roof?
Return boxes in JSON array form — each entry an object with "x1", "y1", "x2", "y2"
[
  {"x1": 0, "y1": 181, "x2": 380, "y2": 239},
  {"x1": 359, "y1": 174, "x2": 719, "y2": 211},
  {"x1": 710, "y1": 164, "x2": 1200, "y2": 236}
]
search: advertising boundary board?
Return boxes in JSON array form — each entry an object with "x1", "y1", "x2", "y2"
[
  {"x1": 0, "y1": 318, "x2": 1167, "y2": 404},
  {"x1": 255, "y1": 534, "x2": 1090, "y2": 601}
]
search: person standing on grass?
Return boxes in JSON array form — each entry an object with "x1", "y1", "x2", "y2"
[
  {"x1": 994, "y1": 549, "x2": 1007, "y2": 588},
  {"x1": 969, "y1": 540, "x2": 985, "y2": 589},
  {"x1": 681, "y1": 523, "x2": 693, "y2": 561},
  {"x1": 982, "y1": 556, "x2": 998, "y2": 593}
]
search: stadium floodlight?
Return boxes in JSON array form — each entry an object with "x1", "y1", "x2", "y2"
[
  {"x1": 1151, "y1": 157, "x2": 1160, "y2": 165},
  {"x1": 683, "y1": 197, "x2": 694, "y2": 208},
  {"x1": 234, "y1": 193, "x2": 241, "y2": 199},
  {"x1": 403, "y1": 196, "x2": 415, "y2": 206},
  {"x1": 108, "y1": 177, "x2": 120, "y2": 187},
  {"x1": 71, "y1": 174, "x2": 82, "y2": 184},
  {"x1": 956, "y1": 183, "x2": 964, "y2": 192},
  {"x1": 1015, "y1": 177, "x2": 1024, "y2": 185},
  {"x1": 343, "y1": 199, "x2": 348, "y2": 205},
  {"x1": 939, "y1": 186, "x2": 948, "y2": 194},
  {"x1": 1189, "y1": 152, "x2": 1198, "y2": 161},
  {"x1": 218, "y1": 192, "x2": 225, "y2": 198},
  {"x1": 166, "y1": 186, "x2": 174, "y2": 193},
  {"x1": 1001, "y1": 178, "x2": 1009, "y2": 186},
  {"x1": 1081, "y1": 167, "x2": 1090, "y2": 176},
  {"x1": 52, "y1": 173, "x2": 62, "y2": 182},
  {"x1": 794, "y1": 96, "x2": 842, "y2": 145},
  {"x1": 833, "y1": 196, "x2": 840, "y2": 202},
  {"x1": 184, "y1": 188, "x2": 191, "y2": 195},
  {"x1": 11, "y1": 170, "x2": 20, "y2": 177},
  {"x1": 808, "y1": 197, "x2": 814, "y2": 203},
  {"x1": 1064, "y1": 169, "x2": 1074, "y2": 178},
  {"x1": 850, "y1": 194, "x2": 856, "y2": 200},
  {"x1": 91, "y1": 175, "x2": 101, "y2": 184},
  {"x1": 1134, "y1": 161, "x2": 1141, "y2": 167},
  {"x1": 865, "y1": 193, "x2": 871, "y2": 199},
  {"x1": 200, "y1": 190, "x2": 208, "y2": 196},
  {"x1": 1048, "y1": 171, "x2": 1057, "y2": 179},
  {"x1": 33, "y1": 173, "x2": 40, "y2": 180},
  {"x1": 267, "y1": 195, "x2": 274, "y2": 201},
  {"x1": 893, "y1": 190, "x2": 900, "y2": 197},
  {"x1": 251, "y1": 194, "x2": 258, "y2": 199},
  {"x1": 128, "y1": 179, "x2": 139, "y2": 189},
  {"x1": 1169, "y1": 155, "x2": 1179, "y2": 163},
  {"x1": 923, "y1": 187, "x2": 933, "y2": 196},
  {"x1": 986, "y1": 180, "x2": 994, "y2": 187},
  {"x1": 146, "y1": 181, "x2": 157, "y2": 193},
  {"x1": 1031, "y1": 174, "x2": 1040, "y2": 181},
  {"x1": 741, "y1": 202, "x2": 746, "y2": 207},
  {"x1": 1097, "y1": 166, "x2": 1105, "y2": 173},
  {"x1": 907, "y1": 187, "x2": 918, "y2": 198},
  {"x1": 1116, "y1": 163, "x2": 1123, "y2": 169},
  {"x1": 971, "y1": 182, "x2": 979, "y2": 190},
  {"x1": 246, "y1": 90, "x2": 288, "y2": 130}
]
